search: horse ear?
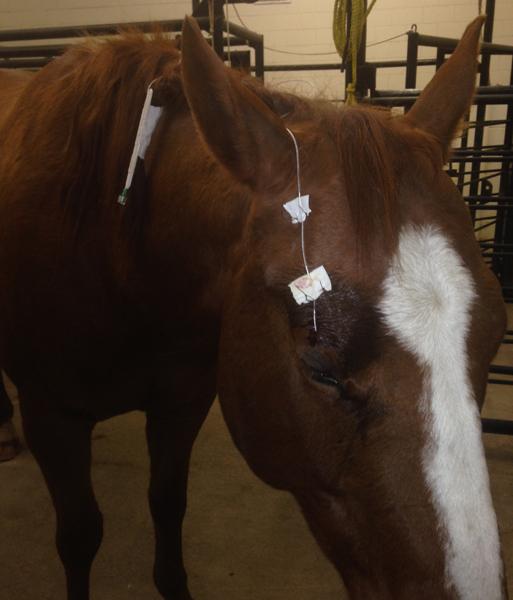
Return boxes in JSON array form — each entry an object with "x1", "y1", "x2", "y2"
[
  {"x1": 181, "y1": 16, "x2": 291, "y2": 190},
  {"x1": 404, "y1": 16, "x2": 485, "y2": 158}
]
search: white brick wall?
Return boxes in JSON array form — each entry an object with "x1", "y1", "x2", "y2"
[{"x1": 0, "y1": 0, "x2": 512, "y2": 95}]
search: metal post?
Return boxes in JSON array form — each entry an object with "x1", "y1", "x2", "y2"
[
  {"x1": 344, "y1": 0, "x2": 369, "y2": 101},
  {"x1": 254, "y1": 40, "x2": 264, "y2": 80},
  {"x1": 470, "y1": 0, "x2": 496, "y2": 252},
  {"x1": 344, "y1": 0, "x2": 353, "y2": 100},
  {"x1": 435, "y1": 47, "x2": 445, "y2": 70},
  {"x1": 211, "y1": 0, "x2": 225, "y2": 58},
  {"x1": 405, "y1": 30, "x2": 418, "y2": 89},
  {"x1": 356, "y1": 0, "x2": 368, "y2": 99},
  {"x1": 481, "y1": 0, "x2": 496, "y2": 86},
  {"x1": 493, "y1": 59, "x2": 513, "y2": 295},
  {"x1": 225, "y1": 21, "x2": 265, "y2": 80}
]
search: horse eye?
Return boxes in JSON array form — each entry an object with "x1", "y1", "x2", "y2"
[{"x1": 311, "y1": 370, "x2": 341, "y2": 388}]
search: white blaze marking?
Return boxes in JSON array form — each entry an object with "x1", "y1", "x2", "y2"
[{"x1": 379, "y1": 225, "x2": 503, "y2": 599}]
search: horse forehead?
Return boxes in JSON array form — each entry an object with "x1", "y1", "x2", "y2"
[{"x1": 380, "y1": 225, "x2": 476, "y2": 351}]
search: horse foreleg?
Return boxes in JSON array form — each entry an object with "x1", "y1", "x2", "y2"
[
  {"x1": 146, "y1": 364, "x2": 216, "y2": 600},
  {"x1": 21, "y1": 402, "x2": 102, "y2": 600},
  {"x1": 0, "y1": 373, "x2": 20, "y2": 461}
]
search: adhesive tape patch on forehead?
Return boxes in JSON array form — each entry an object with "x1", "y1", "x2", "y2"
[
  {"x1": 283, "y1": 195, "x2": 311, "y2": 224},
  {"x1": 289, "y1": 265, "x2": 332, "y2": 305}
]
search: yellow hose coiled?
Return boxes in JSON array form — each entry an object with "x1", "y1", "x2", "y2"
[{"x1": 333, "y1": 0, "x2": 377, "y2": 104}]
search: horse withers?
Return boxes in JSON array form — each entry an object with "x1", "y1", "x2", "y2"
[{"x1": 0, "y1": 15, "x2": 508, "y2": 600}]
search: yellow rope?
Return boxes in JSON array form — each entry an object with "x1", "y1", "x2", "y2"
[{"x1": 333, "y1": 0, "x2": 377, "y2": 105}]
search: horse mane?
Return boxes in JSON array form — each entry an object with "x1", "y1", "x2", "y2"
[
  {"x1": 3, "y1": 30, "x2": 182, "y2": 228},
  {"x1": 331, "y1": 104, "x2": 441, "y2": 261},
  {"x1": 240, "y1": 75, "x2": 432, "y2": 260},
  {"x1": 3, "y1": 31, "x2": 436, "y2": 257},
  {"x1": 333, "y1": 105, "x2": 401, "y2": 259}
]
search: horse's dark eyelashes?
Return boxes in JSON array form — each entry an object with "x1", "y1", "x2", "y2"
[
  {"x1": 311, "y1": 369, "x2": 341, "y2": 388},
  {"x1": 310, "y1": 368, "x2": 370, "y2": 414},
  {"x1": 301, "y1": 350, "x2": 347, "y2": 393},
  {"x1": 310, "y1": 369, "x2": 352, "y2": 400}
]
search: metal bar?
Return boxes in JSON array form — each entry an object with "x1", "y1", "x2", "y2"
[
  {"x1": 374, "y1": 85, "x2": 513, "y2": 97},
  {"x1": 227, "y1": 21, "x2": 264, "y2": 48},
  {"x1": 356, "y1": 0, "x2": 368, "y2": 99},
  {"x1": 0, "y1": 16, "x2": 266, "y2": 73},
  {"x1": 454, "y1": 168, "x2": 508, "y2": 175},
  {"x1": 480, "y1": 243, "x2": 513, "y2": 249},
  {"x1": 260, "y1": 57, "x2": 435, "y2": 76},
  {"x1": 469, "y1": 6, "x2": 495, "y2": 227},
  {"x1": 435, "y1": 47, "x2": 445, "y2": 70},
  {"x1": 467, "y1": 119, "x2": 513, "y2": 127},
  {"x1": 219, "y1": 36, "x2": 259, "y2": 48},
  {"x1": 465, "y1": 196, "x2": 513, "y2": 202},
  {"x1": 0, "y1": 19, "x2": 210, "y2": 42},
  {"x1": 413, "y1": 32, "x2": 513, "y2": 55},
  {"x1": 475, "y1": 220, "x2": 497, "y2": 233},
  {"x1": 254, "y1": 36, "x2": 264, "y2": 80},
  {"x1": 469, "y1": 83, "x2": 490, "y2": 214},
  {"x1": 370, "y1": 95, "x2": 513, "y2": 106},
  {"x1": 0, "y1": 44, "x2": 66, "y2": 58},
  {"x1": 482, "y1": 418, "x2": 513, "y2": 435},
  {"x1": 256, "y1": 43, "x2": 436, "y2": 76},
  {"x1": 262, "y1": 63, "x2": 344, "y2": 73},
  {"x1": 481, "y1": 0, "x2": 496, "y2": 87},
  {"x1": 0, "y1": 58, "x2": 51, "y2": 69},
  {"x1": 211, "y1": 0, "x2": 225, "y2": 58},
  {"x1": 225, "y1": 22, "x2": 264, "y2": 80},
  {"x1": 345, "y1": 0, "x2": 354, "y2": 99},
  {"x1": 466, "y1": 205, "x2": 513, "y2": 210},
  {"x1": 368, "y1": 58, "x2": 437, "y2": 69},
  {"x1": 452, "y1": 157, "x2": 513, "y2": 162},
  {"x1": 495, "y1": 63, "x2": 513, "y2": 286},
  {"x1": 473, "y1": 86, "x2": 513, "y2": 95},
  {"x1": 454, "y1": 144, "x2": 513, "y2": 152},
  {"x1": 405, "y1": 31, "x2": 418, "y2": 89},
  {"x1": 490, "y1": 364, "x2": 513, "y2": 375}
]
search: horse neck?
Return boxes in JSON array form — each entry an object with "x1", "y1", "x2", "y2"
[{"x1": 142, "y1": 112, "x2": 251, "y2": 327}]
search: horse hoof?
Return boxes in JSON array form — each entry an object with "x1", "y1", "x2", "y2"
[
  {"x1": 159, "y1": 580, "x2": 193, "y2": 600},
  {"x1": 165, "y1": 593, "x2": 193, "y2": 600},
  {"x1": 0, "y1": 421, "x2": 21, "y2": 462}
]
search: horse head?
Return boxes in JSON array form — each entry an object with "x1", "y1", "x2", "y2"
[{"x1": 181, "y1": 16, "x2": 507, "y2": 599}]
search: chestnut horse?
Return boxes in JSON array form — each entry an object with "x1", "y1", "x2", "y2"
[
  {"x1": 0, "y1": 16, "x2": 508, "y2": 600},
  {"x1": 0, "y1": 68, "x2": 32, "y2": 460}
]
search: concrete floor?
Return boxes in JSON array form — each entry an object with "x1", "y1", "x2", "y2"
[
  {"x1": 1, "y1": 351, "x2": 513, "y2": 599},
  {"x1": 0, "y1": 387, "x2": 344, "y2": 600}
]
